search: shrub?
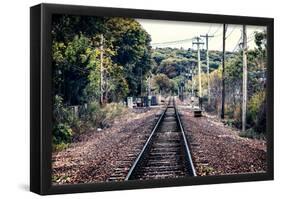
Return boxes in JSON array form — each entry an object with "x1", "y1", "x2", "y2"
[
  {"x1": 87, "y1": 101, "x2": 105, "y2": 127},
  {"x1": 52, "y1": 142, "x2": 70, "y2": 151},
  {"x1": 53, "y1": 95, "x2": 77, "y2": 126},
  {"x1": 53, "y1": 95, "x2": 74, "y2": 147},
  {"x1": 247, "y1": 91, "x2": 266, "y2": 134},
  {"x1": 255, "y1": 101, "x2": 266, "y2": 134},
  {"x1": 224, "y1": 118, "x2": 241, "y2": 129},
  {"x1": 52, "y1": 96, "x2": 128, "y2": 150},
  {"x1": 239, "y1": 128, "x2": 265, "y2": 139},
  {"x1": 53, "y1": 123, "x2": 73, "y2": 144},
  {"x1": 84, "y1": 101, "x2": 126, "y2": 128}
]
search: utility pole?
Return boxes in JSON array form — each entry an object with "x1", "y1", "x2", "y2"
[
  {"x1": 181, "y1": 80, "x2": 184, "y2": 101},
  {"x1": 147, "y1": 74, "x2": 152, "y2": 107},
  {"x1": 191, "y1": 65, "x2": 195, "y2": 109},
  {"x1": 193, "y1": 37, "x2": 204, "y2": 109},
  {"x1": 221, "y1": 24, "x2": 227, "y2": 119},
  {"x1": 140, "y1": 68, "x2": 143, "y2": 96},
  {"x1": 242, "y1": 25, "x2": 248, "y2": 132},
  {"x1": 191, "y1": 68, "x2": 194, "y2": 97},
  {"x1": 100, "y1": 34, "x2": 104, "y2": 105},
  {"x1": 147, "y1": 76, "x2": 151, "y2": 96},
  {"x1": 200, "y1": 34, "x2": 214, "y2": 105}
]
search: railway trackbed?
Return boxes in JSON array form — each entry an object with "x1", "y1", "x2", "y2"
[{"x1": 108, "y1": 97, "x2": 196, "y2": 181}]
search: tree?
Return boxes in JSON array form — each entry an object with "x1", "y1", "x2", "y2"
[
  {"x1": 52, "y1": 15, "x2": 152, "y2": 104},
  {"x1": 52, "y1": 34, "x2": 100, "y2": 105},
  {"x1": 105, "y1": 17, "x2": 153, "y2": 97},
  {"x1": 152, "y1": 74, "x2": 173, "y2": 94}
]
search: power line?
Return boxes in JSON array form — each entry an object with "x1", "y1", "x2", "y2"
[
  {"x1": 211, "y1": 25, "x2": 221, "y2": 35},
  {"x1": 246, "y1": 32, "x2": 255, "y2": 40},
  {"x1": 211, "y1": 25, "x2": 223, "y2": 37},
  {"x1": 247, "y1": 37, "x2": 255, "y2": 44},
  {"x1": 232, "y1": 36, "x2": 242, "y2": 52},
  {"x1": 151, "y1": 37, "x2": 193, "y2": 46},
  {"x1": 151, "y1": 24, "x2": 254, "y2": 50},
  {"x1": 207, "y1": 24, "x2": 213, "y2": 35},
  {"x1": 230, "y1": 26, "x2": 253, "y2": 52},
  {"x1": 152, "y1": 24, "x2": 220, "y2": 46},
  {"x1": 226, "y1": 26, "x2": 237, "y2": 39}
]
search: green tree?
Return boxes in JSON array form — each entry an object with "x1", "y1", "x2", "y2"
[
  {"x1": 152, "y1": 74, "x2": 173, "y2": 94},
  {"x1": 53, "y1": 34, "x2": 99, "y2": 105},
  {"x1": 105, "y1": 17, "x2": 152, "y2": 97}
]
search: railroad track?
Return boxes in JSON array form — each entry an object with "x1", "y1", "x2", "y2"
[{"x1": 125, "y1": 97, "x2": 196, "y2": 180}]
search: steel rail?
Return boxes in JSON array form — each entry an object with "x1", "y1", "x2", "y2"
[
  {"x1": 125, "y1": 104, "x2": 168, "y2": 180},
  {"x1": 125, "y1": 97, "x2": 196, "y2": 180},
  {"x1": 174, "y1": 102, "x2": 197, "y2": 176}
]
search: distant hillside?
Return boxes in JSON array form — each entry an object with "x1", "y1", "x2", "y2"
[{"x1": 151, "y1": 47, "x2": 237, "y2": 78}]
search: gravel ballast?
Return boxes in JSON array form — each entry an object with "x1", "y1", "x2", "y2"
[{"x1": 179, "y1": 108, "x2": 266, "y2": 176}]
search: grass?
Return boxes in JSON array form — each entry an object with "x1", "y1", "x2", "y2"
[
  {"x1": 223, "y1": 119, "x2": 265, "y2": 140},
  {"x1": 99, "y1": 103, "x2": 128, "y2": 128},
  {"x1": 52, "y1": 142, "x2": 69, "y2": 152},
  {"x1": 52, "y1": 174, "x2": 71, "y2": 183},
  {"x1": 198, "y1": 165, "x2": 215, "y2": 176},
  {"x1": 239, "y1": 128, "x2": 266, "y2": 139},
  {"x1": 53, "y1": 102, "x2": 128, "y2": 152},
  {"x1": 223, "y1": 118, "x2": 241, "y2": 129}
]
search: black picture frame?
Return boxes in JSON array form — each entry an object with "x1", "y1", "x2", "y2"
[{"x1": 30, "y1": 3, "x2": 274, "y2": 195}]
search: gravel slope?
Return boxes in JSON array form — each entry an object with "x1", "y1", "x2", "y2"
[
  {"x1": 180, "y1": 108, "x2": 267, "y2": 176},
  {"x1": 52, "y1": 108, "x2": 161, "y2": 184}
]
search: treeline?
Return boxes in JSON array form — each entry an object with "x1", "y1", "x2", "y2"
[
  {"x1": 151, "y1": 32, "x2": 267, "y2": 137},
  {"x1": 209, "y1": 31, "x2": 267, "y2": 137},
  {"x1": 149, "y1": 47, "x2": 227, "y2": 96},
  {"x1": 152, "y1": 47, "x2": 224, "y2": 76},
  {"x1": 52, "y1": 15, "x2": 152, "y2": 149},
  {"x1": 52, "y1": 15, "x2": 152, "y2": 104},
  {"x1": 52, "y1": 15, "x2": 267, "y2": 149}
]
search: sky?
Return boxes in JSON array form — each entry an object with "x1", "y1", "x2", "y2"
[{"x1": 136, "y1": 19, "x2": 266, "y2": 52}]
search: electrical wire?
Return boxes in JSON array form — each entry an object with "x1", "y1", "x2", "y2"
[
  {"x1": 232, "y1": 36, "x2": 242, "y2": 52},
  {"x1": 207, "y1": 24, "x2": 213, "y2": 35},
  {"x1": 226, "y1": 26, "x2": 237, "y2": 39},
  {"x1": 152, "y1": 24, "x2": 216, "y2": 46},
  {"x1": 151, "y1": 37, "x2": 193, "y2": 46},
  {"x1": 150, "y1": 24, "x2": 256, "y2": 49},
  {"x1": 211, "y1": 25, "x2": 222, "y2": 37}
]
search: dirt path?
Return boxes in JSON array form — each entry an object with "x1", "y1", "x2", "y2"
[
  {"x1": 179, "y1": 107, "x2": 267, "y2": 176},
  {"x1": 52, "y1": 107, "x2": 161, "y2": 184}
]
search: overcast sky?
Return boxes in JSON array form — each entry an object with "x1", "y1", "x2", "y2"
[{"x1": 136, "y1": 19, "x2": 266, "y2": 52}]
